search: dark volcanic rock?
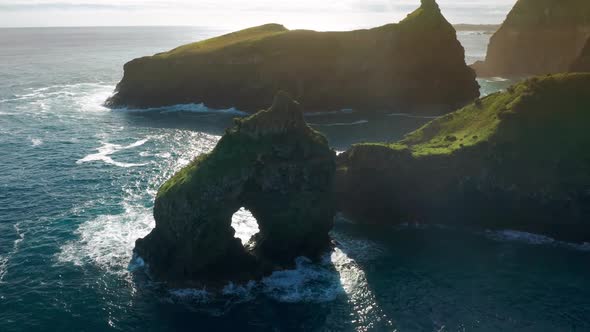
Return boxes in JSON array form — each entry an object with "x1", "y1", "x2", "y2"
[
  {"x1": 337, "y1": 73, "x2": 590, "y2": 242},
  {"x1": 106, "y1": 0, "x2": 478, "y2": 115},
  {"x1": 473, "y1": 0, "x2": 590, "y2": 77},
  {"x1": 135, "y1": 92, "x2": 336, "y2": 284},
  {"x1": 570, "y1": 38, "x2": 590, "y2": 72}
]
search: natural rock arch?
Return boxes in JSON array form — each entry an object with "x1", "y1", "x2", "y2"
[{"x1": 135, "y1": 92, "x2": 336, "y2": 284}]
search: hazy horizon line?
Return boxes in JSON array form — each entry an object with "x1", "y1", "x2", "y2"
[{"x1": 0, "y1": 22, "x2": 502, "y2": 30}]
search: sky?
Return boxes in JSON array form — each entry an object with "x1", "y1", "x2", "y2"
[{"x1": 0, "y1": 0, "x2": 517, "y2": 30}]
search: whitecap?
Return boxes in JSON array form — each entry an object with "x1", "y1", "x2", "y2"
[
  {"x1": 76, "y1": 138, "x2": 149, "y2": 168},
  {"x1": 31, "y1": 138, "x2": 43, "y2": 146}
]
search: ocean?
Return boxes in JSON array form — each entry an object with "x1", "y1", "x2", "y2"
[{"x1": 0, "y1": 27, "x2": 588, "y2": 331}]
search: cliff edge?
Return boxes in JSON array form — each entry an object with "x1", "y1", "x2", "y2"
[
  {"x1": 473, "y1": 0, "x2": 590, "y2": 77},
  {"x1": 106, "y1": 0, "x2": 478, "y2": 115},
  {"x1": 337, "y1": 73, "x2": 590, "y2": 242}
]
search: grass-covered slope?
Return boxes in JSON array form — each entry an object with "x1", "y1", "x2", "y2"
[
  {"x1": 136, "y1": 92, "x2": 335, "y2": 284},
  {"x1": 106, "y1": 0, "x2": 478, "y2": 114},
  {"x1": 160, "y1": 24, "x2": 288, "y2": 57},
  {"x1": 337, "y1": 73, "x2": 590, "y2": 242},
  {"x1": 473, "y1": 0, "x2": 590, "y2": 76}
]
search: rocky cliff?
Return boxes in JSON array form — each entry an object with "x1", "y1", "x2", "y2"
[
  {"x1": 473, "y1": 0, "x2": 590, "y2": 77},
  {"x1": 135, "y1": 92, "x2": 336, "y2": 284},
  {"x1": 106, "y1": 0, "x2": 478, "y2": 115},
  {"x1": 570, "y1": 38, "x2": 590, "y2": 72},
  {"x1": 337, "y1": 73, "x2": 590, "y2": 242}
]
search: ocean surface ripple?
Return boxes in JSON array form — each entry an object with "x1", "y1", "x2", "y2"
[{"x1": 0, "y1": 27, "x2": 589, "y2": 332}]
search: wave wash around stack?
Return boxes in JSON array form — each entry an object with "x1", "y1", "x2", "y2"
[{"x1": 135, "y1": 92, "x2": 336, "y2": 285}]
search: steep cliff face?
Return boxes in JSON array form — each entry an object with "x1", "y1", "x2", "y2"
[
  {"x1": 570, "y1": 38, "x2": 590, "y2": 72},
  {"x1": 473, "y1": 0, "x2": 590, "y2": 77},
  {"x1": 106, "y1": 0, "x2": 478, "y2": 115},
  {"x1": 135, "y1": 92, "x2": 336, "y2": 284},
  {"x1": 337, "y1": 73, "x2": 590, "y2": 242}
]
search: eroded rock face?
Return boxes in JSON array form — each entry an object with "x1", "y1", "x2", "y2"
[
  {"x1": 337, "y1": 73, "x2": 590, "y2": 242},
  {"x1": 473, "y1": 0, "x2": 590, "y2": 77},
  {"x1": 135, "y1": 92, "x2": 336, "y2": 284},
  {"x1": 570, "y1": 38, "x2": 590, "y2": 72},
  {"x1": 106, "y1": 0, "x2": 478, "y2": 115}
]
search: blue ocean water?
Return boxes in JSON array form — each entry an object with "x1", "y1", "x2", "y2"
[{"x1": 0, "y1": 27, "x2": 589, "y2": 332}]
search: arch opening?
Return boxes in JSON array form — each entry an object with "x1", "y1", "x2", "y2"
[{"x1": 231, "y1": 207, "x2": 260, "y2": 245}]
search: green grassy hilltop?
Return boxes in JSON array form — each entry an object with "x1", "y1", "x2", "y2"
[
  {"x1": 107, "y1": 0, "x2": 479, "y2": 114},
  {"x1": 338, "y1": 73, "x2": 590, "y2": 242}
]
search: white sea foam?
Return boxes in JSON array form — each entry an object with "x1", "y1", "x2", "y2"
[
  {"x1": 260, "y1": 243, "x2": 391, "y2": 329},
  {"x1": 486, "y1": 77, "x2": 510, "y2": 82},
  {"x1": 0, "y1": 223, "x2": 26, "y2": 283},
  {"x1": 0, "y1": 257, "x2": 7, "y2": 283},
  {"x1": 262, "y1": 256, "x2": 342, "y2": 303},
  {"x1": 484, "y1": 229, "x2": 590, "y2": 251},
  {"x1": 114, "y1": 103, "x2": 248, "y2": 116},
  {"x1": 57, "y1": 203, "x2": 155, "y2": 274},
  {"x1": 30, "y1": 138, "x2": 43, "y2": 146},
  {"x1": 169, "y1": 288, "x2": 210, "y2": 303},
  {"x1": 485, "y1": 230, "x2": 555, "y2": 245},
  {"x1": 309, "y1": 120, "x2": 369, "y2": 127},
  {"x1": 77, "y1": 138, "x2": 149, "y2": 168},
  {"x1": 139, "y1": 151, "x2": 172, "y2": 158},
  {"x1": 60, "y1": 131, "x2": 221, "y2": 275},
  {"x1": 222, "y1": 281, "x2": 257, "y2": 301}
]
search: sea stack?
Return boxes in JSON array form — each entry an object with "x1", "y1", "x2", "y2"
[
  {"x1": 570, "y1": 38, "x2": 590, "y2": 72},
  {"x1": 472, "y1": 0, "x2": 590, "y2": 77},
  {"x1": 336, "y1": 73, "x2": 590, "y2": 242},
  {"x1": 135, "y1": 92, "x2": 336, "y2": 284},
  {"x1": 106, "y1": 0, "x2": 479, "y2": 115}
]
